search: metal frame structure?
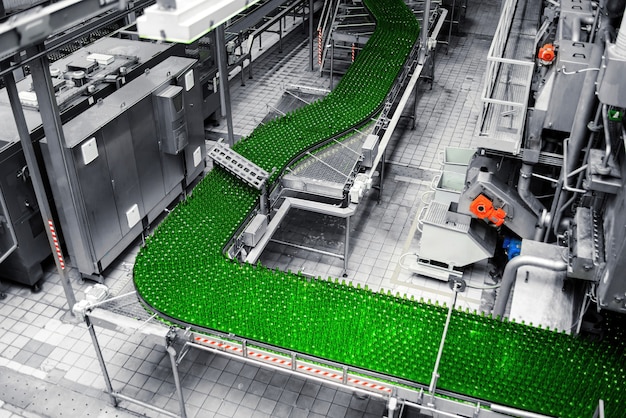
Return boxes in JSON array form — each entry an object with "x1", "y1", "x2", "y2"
[
  {"x1": 83, "y1": 289, "x2": 561, "y2": 418},
  {"x1": 476, "y1": 0, "x2": 535, "y2": 154}
]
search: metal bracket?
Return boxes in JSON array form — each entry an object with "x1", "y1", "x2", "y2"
[{"x1": 448, "y1": 277, "x2": 466, "y2": 292}]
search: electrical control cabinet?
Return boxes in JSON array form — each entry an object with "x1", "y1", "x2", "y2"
[
  {"x1": 41, "y1": 57, "x2": 200, "y2": 278},
  {"x1": 154, "y1": 85, "x2": 188, "y2": 155}
]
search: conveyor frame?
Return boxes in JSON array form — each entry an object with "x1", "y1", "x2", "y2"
[{"x1": 84, "y1": 290, "x2": 560, "y2": 418}]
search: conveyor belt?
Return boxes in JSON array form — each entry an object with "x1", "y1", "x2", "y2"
[{"x1": 133, "y1": 0, "x2": 626, "y2": 417}]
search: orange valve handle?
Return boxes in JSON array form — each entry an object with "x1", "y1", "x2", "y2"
[
  {"x1": 538, "y1": 44, "x2": 555, "y2": 64},
  {"x1": 469, "y1": 195, "x2": 494, "y2": 219},
  {"x1": 469, "y1": 195, "x2": 507, "y2": 226}
]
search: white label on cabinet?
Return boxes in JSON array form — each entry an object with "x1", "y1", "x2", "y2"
[
  {"x1": 193, "y1": 146, "x2": 202, "y2": 167},
  {"x1": 126, "y1": 204, "x2": 140, "y2": 228},
  {"x1": 81, "y1": 137, "x2": 98, "y2": 165},
  {"x1": 185, "y1": 70, "x2": 195, "y2": 91}
]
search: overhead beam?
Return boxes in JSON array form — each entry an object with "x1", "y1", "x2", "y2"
[
  {"x1": 0, "y1": 0, "x2": 120, "y2": 60},
  {"x1": 136, "y1": 0, "x2": 266, "y2": 43}
]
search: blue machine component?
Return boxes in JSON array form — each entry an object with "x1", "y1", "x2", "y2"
[{"x1": 503, "y1": 237, "x2": 522, "y2": 260}]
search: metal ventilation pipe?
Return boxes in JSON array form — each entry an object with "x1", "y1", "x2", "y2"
[{"x1": 492, "y1": 255, "x2": 567, "y2": 318}]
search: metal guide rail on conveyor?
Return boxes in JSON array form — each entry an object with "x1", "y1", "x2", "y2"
[
  {"x1": 82, "y1": 290, "x2": 559, "y2": 418},
  {"x1": 208, "y1": 139, "x2": 270, "y2": 190}
]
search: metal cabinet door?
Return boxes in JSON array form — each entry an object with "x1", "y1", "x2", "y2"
[
  {"x1": 72, "y1": 131, "x2": 122, "y2": 262},
  {"x1": 101, "y1": 113, "x2": 145, "y2": 236},
  {"x1": 128, "y1": 97, "x2": 168, "y2": 212},
  {"x1": 176, "y1": 67, "x2": 206, "y2": 185}
]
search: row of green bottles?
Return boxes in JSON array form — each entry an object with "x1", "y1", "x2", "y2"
[{"x1": 133, "y1": 0, "x2": 625, "y2": 417}]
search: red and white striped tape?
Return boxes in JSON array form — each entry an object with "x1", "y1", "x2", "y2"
[
  {"x1": 48, "y1": 220, "x2": 65, "y2": 269},
  {"x1": 318, "y1": 29, "x2": 322, "y2": 65},
  {"x1": 195, "y1": 337, "x2": 243, "y2": 353},
  {"x1": 193, "y1": 336, "x2": 391, "y2": 393},
  {"x1": 248, "y1": 351, "x2": 291, "y2": 367},
  {"x1": 351, "y1": 43, "x2": 355, "y2": 62},
  {"x1": 347, "y1": 377, "x2": 392, "y2": 393},
  {"x1": 297, "y1": 364, "x2": 342, "y2": 381}
]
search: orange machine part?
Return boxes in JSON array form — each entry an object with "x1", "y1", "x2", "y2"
[
  {"x1": 469, "y1": 195, "x2": 494, "y2": 218},
  {"x1": 469, "y1": 194, "x2": 507, "y2": 226},
  {"x1": 538, "y1": 44, "x2": 555, "y2": 63}
]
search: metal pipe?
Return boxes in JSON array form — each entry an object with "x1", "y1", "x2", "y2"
[
  {"x1": 420, "y1": 0, "x2": 432, "y2": 64},
  {"x1": 491, "y1": 403, "x2": 557, "y2": 418},
  {"x1": 428, "y1": 285, "x2": 459, "y2": 396},
  {"x1": 601, "y1": 104, "x2": 612, "y2": 169},
  {"x1": 571, "y1": 15, "x2": 595, "y2": 42},
  {"x1": 403, "y1": 400, "x2": 465, "y2": 418},
  {"x1": 329, "y1": 38, "x2": 334, "y2": 89},
  {"x1": 84, "y1": 314, "x2": 118, "y2": 407},
  {"x1": 493, "y1": 255, "x2": 567, "y2": 318},
  {"x1": 562, "y1": 139, "x2": 588, "y2": 193},
  {"x1": 518, "y1": 163, "x2": 546, "y2": 216},
  {"x1": 343, "y1": 216, "x2": 349, "y2": 277},
  {"x1": 564, "y1": 46, "x2": 602, "y2": 174},
  {"x1": 112, "y1": 392, "x2": 179, "y2": 418},
  {"x1": 309, "y1": 0, "x2": 314, "y2": 71},
  {"x1": 270, "y1": 238, "x2": 344, "y2": 259},
  {"x1": 166, "y1": 345, "x2": 188, "y2": 418}
]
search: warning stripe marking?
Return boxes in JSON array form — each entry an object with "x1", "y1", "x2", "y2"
[
  {"x1": 48, "y1": 220, "x2": 65, "y2": 269},
  {"x1": 193, "y1": 337, "x2": 391, "y2": 393}
]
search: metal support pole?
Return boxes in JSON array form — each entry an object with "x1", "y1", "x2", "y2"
[
  {"x1": 166, "y1": 345, "x2": 188, "y2": 418},
  {"x1": 378, "y1": 152, "x2": 385, "y2": 203},
  {"x1": 279, "y1": 18, "x2": 283, "y2": 53},
  {"x1": 343, "y1": 216, "x2": 349, "y2": 277},
  {"x1": 215, "y1": 25, "x2": 235, "y2": 147},
  {"x1": 412, "y1": 81, "x2": 419, "y2": 130},
  {"x1": 329, "y1": 39, "x2": 335, "y2": 89},
  {"x1": 85, "y1": 314, "x2": 118, "y2": 406},
  {"x1": 428, "y1": 283, "x2": 459, "y2": 400},
  {"x1": 447, "y1": 0, "x2": 456, "y2": 53},
  {"x1": 6, "y1": 53, "x2": 77, "y2": 311},
  {"x1": 309, "y1": 0, "x2": 315, "y2": 70},
  {"x1": 260, "y1": 184, "x2": 268, "y2": 215},
  {"x1": 419, "y1": 0, "x2": 432, "y2": 65}
]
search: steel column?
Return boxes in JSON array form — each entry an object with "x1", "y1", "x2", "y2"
[
  {"x1": 343, "y1": 216, "x2": 349, "y2": 277},
  {"x1": 329, "y1": 38, "x2": 335, "y2": 89},
  {"x1": 428, "y1": 284, "x2": 459, "y2": 398},
  {"x1": 167, "y1": 345, "x2": 188, "y2": 418},
  {"x1": 419, "y1": 0, "x2": 432, "y2": 64},
  {"x1": 5, "y1": 54, "x2": 77, "y2": 310},
  {"x1": 215, "y1": 25, "x2": 236, "y2": 146},
  {"x1": 85, "y1": 314, "x2": 118, "y2": 406},
  {"x1": 309, "y1": 0, "x2": 315, "y2": 71}
]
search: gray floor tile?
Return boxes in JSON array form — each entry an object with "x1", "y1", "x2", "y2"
[
  {"x1": 272, "y1": 402, "x2": 293, "y2": 418},
  {"x1": 279, "y1": 389, "x2": 299, "y2": 406}
]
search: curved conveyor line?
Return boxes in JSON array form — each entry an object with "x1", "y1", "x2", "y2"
[{"x1": 133, "y1": 1, "x2": 626, "y2": 417}]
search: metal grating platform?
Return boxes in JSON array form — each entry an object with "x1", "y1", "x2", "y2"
[
  {"x1": 208, "y1": 141, "x2": 269, "y2": 189},
  {"x1": 423, "y1": 200, "x2": 470, "y2": 232}
]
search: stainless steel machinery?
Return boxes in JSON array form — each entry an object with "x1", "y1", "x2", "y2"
[
  {"x1": 418, "y1": 0, "x2": 626, "y2": 329},
  {"x1": 0, "y1": 37, "x2": 179, "y2": 287},
  {"x1": 40, "y1": 56, "x2": 205, "y2": 279}
]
